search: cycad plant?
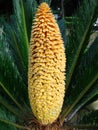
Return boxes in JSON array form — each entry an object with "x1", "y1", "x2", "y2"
[{"x1": 0, "y1": 0, "x2": 98, "y2": 130}]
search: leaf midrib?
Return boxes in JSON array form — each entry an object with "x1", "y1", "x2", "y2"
[{"x1": 66, "y1": 2, "x2": 98, "y2": 89}]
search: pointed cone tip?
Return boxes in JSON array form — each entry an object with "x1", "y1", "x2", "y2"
[{"x1": 38, "y1": 2, "x2": 50, "y2": 13}]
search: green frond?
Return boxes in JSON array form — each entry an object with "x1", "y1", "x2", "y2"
[
  {"x1": 66, "y1": 0, "x2": 98, "y2": 89},
  {"x1": 3, "y1": 19, "x2": 28, "y2": 85},
  {"x1": 64, "y1": 36, "x2": 98, "y2": 104},
  {"x1": 0, "y1": 95, "x2": 22, "y2": 118},
  {"x1": 61, "y1": 0, "x2": 98, "y2": 123},
  {"x1": 0, "y1": 106, "x2": 18, "y2": 130},
  {"x1": 0, "y1": 121, "x2": 18, "y2": 130},
  {"x1": 13, "y1": 0, "x2": 29, "y2": 55},
  {"x1": 0, "y1": 26, "x2": 29, "y2": 107},
  {"x1": 79, "y1": 110, "x2": 98, "y2": 125},
  {"x1": 0, "y1": 100, "x2": 30, "y2": 130},
  {"x1": 24, "y1": 0, "x2": 38, "y2": 40},
  {"x1": 0, "y1": 1, "x2": 38, "y2": 126},
  {"x1": 62, "y1": 80, "x2": 98, "y2": 122},
  {"x1": 0, "y1": 118, "x2": 30, "y2": 130},
  {"x1": 62, "y1": 105, "x2": 98, "y2": 129},
  {"x1": 1, "y1": 0, "x2": 38, "y2": 84},
  {"x1": 61, "y1": 36, "x2": 98, "y2": 122},
  {"x1": 0, "y1": 0, "x2": 39, "y2": 107}
]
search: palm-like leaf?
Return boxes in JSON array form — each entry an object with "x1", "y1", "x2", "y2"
[
  {"x1": 0, "y1": 0, "x2": 98, "y2": 129},
  {"x1": 0, "y1": 0, "x2": 36, "y2": 129},
  {"x1": 0, "y1": 106, "x2": 19, "y2": 130},
  {"x1": 79, "y1": 110, "x2": 98, "y2": 124},
  {"x1": 66, "y1": 0, "x2": 98, "y2": 89},
  {"x1": 60, "y1": 0, "x2": 98, "y2": 123}
]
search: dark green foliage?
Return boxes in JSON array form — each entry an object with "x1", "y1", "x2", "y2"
[
  {"x1": 39, "y1": 0, "x2": 51, "y2": 5},
  {"x1": 60, "y1": 0, "x2": 98, "y2": 126},
  {"x1": 0, "y1": 30, "x2": 26, "y2": 99},
  {"x1": 58, "y1": 18, "x2": 67, "y2": 47},
  {"x1": 0, "y1": 106, "x2": 18, "y2": 130},
  {"x1": 64, "y1": 37, "x2": 98, "y2": 105},
  {"x1": 66, "y1": 0, "x2": 98, "y2": 89},
  {"x1": 79, "y1": 110, "x2": 98, "y2": 125}
]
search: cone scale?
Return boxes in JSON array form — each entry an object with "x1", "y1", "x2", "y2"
[{"x1": 28, "y1": 2, "x2": 66, "y2": 125}]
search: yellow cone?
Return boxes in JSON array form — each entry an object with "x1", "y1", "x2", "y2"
[{"x1": 28, "y1": 2, "x2": 66, "y2": 125}]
